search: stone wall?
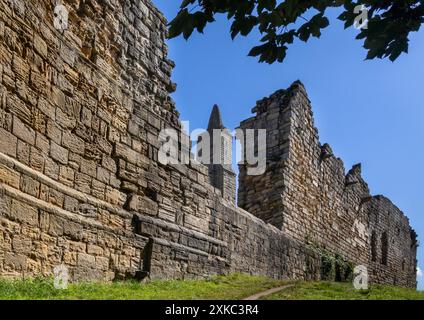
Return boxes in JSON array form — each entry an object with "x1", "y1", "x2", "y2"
[
  {"x1": 1, "y1": 0, "x2": 174, "y2": 280},
  {"x1": 367, "y1": 196, "x2": 418, "y2": 287},
  {"x1": 0, "y1": 0, "x2": 417, "y2": 287},
  {"x1": 238, "y1": 82, "x2": 417, "y2": 287},
  {"x1": 0, "y1": 0, "x2": 321, "y2": 283}
]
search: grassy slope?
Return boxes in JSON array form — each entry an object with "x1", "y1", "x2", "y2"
[
  {"x1": 263, "y1": 281, "x2": 424, "y2": 300},
  {"x1": 0, "y1": 274, "x2": 423, "y2": 300},
  {"x1": 0, "y1": 274, "x2": 285, "y2": 300}
]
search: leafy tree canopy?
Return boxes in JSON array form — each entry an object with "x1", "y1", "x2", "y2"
[{"x1": 168, "y1": 0, "x2": 424, "y2": 63}]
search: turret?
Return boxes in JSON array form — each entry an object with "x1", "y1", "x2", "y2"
[{"x1": 201, "y1": 105, "x2": 236, "y2": 203}]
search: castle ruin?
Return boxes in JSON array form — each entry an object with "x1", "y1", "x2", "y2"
[{"x1": 0, "y1": 0, "x2": 418, "y2": 287}]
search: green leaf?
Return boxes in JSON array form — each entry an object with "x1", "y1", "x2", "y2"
[
  {"x1": 180, "y1": 0, "x2": 194, "y2": 9},
  {"x1": 168, "y1": 0, "x2": 422, "y2": 64}
]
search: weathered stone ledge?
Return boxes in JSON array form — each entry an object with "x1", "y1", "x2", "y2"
[{"x1": 0, "y1": 151, "x2": 227, "y2": 248}]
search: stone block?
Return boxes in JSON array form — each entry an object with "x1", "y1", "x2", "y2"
[
  {"x1": 29, "y1": 147, "x2": 45, "y2": 171},
  {"x1": 158, "y1": 209, "x2": 175, "y2": 223},
  {"x1": 60, "y1": 44, "x2": 76, "y2": 67},
  {"x1": 63, "y1": 220, "x2": 84, "y2": 241},
  {"x1": 20, "y1": 175, "x2": 40, "y2": 197},
  {"x1": 34, "y1": 35, "x2": 48, "y2": 59},
  {"x1": 10, "y1": 200, "x2": 38, "y2": 225},
  {"x1": 96, "y1": 256, "x2": 109, "y2": 271},
  {"x1": 63, "y1": 195, "x2": 79, "y2": 212},
  {"x1": 37, "y1": 97, "x2": 56, "y2": 119},
  {"x1": 77, "y1": 253, "x2": 96, "y2": 268},
  {"x1": 80, "y1": 158, "x2": 97, "y2": 177},
  {"x1": 44, "y1": 158, "x2": 59, "y2": 179},
  {"x1": 69, "y1": 241, "x2": 86, "y2": 253},
  {"x1": 91, "y1": 179, "x2": 105, "y2": 199},
  {"x1": 12, "y1": 54, "x2": 30, "y2": 82},
  {"x1": 0, "y1": 164, "x2": 20, "y2": 189},
  {"x1": 63, "y1": 252, "x2": 78, "y2": 266},
  {"x1": 80, "y1": 107, "x2": 92, "y2": 127},
  {"x1": 35, "y1": 132, "x2": 50, "y2": 154},
  {"x1": 87, "y1": 244, "x2": 104, "y2": 256},
  {"x1": 75, "y1": 173, "x2": 91, "y2": 193},
  {"x1": 16, "y1": 140, "x2": 30, "y2": 165},
  {"x1": 50, "y1": 86, "x2": 66, "y2": 110},
  {"x1": 72, "y1": 267, "x2": 104, "y2": 282},
  {"x1": 102, "y1": 155, "x2": 117, "y2": 172},
  {"x1": 62, "y1": 131, "x2": 85, "y2": 155},
  {"x1": 184, "y1": 214, "x2": 208, "y2": 232},
  {"x1": 114, "y1": 143, "x2": 139, "y2": 165},
  {"x1": 38, "y1": 210, "x2": 49, "y2": 231},
  {"x1": 56, "y1": 107, "x2": 76, "y2": 129},
  {"x1": 0, "y1": 128, "x2": 17, "y2": 157},
  {"x1": 50, "y1": 141, "x2": 68, "y2": 164},
  {"x1": 13, "y1": 116, "x2": 35, "y2": 145},
  {"x1": 47, "y1": 188, "x2": 64, "y2": 207},
  {"x1": 48, "y1": 215, "x2": 64, "y2": 236},
  {"x1": 12, "y1": 236, "x2": 32, "y2": 254},
  {"x1": 30, "y1": 70, "x2": 49, "y2": 94},
  {"x1": 46, "y1": 120, "x2": 62, "y2": 144},
  {"x1": 127, "y1": 194, "x2": 158, "y2": 216},
  {"x1": 97, "y1": 166, "x2": 110, "y2": 184},
  {"x1": 4, "y1": 253, "x2": 27, "y2": 271},
  {"x1": 59, "y1": 166, "x2": 74, "y2": 186},
  {"x1": 105, "y1": 186, "x2": 122, "y2": 205}
]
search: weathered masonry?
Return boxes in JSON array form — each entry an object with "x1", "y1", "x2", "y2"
[
  {"x1": 237, "y1": 84, "x2": 418, "y2": 287},
  {"x1": 0, "y1": 0, "x2": 417, "y2": 287}
]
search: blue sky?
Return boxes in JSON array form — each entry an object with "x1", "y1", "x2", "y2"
[{"x1": 154, "y1": 1, "x2": 424, "y2": 289}]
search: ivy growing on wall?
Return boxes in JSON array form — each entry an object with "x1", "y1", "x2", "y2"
[{"x1": 308, "y1": 242, "x2": 354, "y2": 282}]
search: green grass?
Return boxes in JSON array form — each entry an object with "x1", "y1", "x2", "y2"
[
  {"x1": 0, "y1": 273, "x2": 286, "y2": 300},
  {"x1": 263, "y1": 281, "x2": 424, "y2": 300},
  {"x1": 1, "y1": 275, "x2": 423, "y2": 300}
]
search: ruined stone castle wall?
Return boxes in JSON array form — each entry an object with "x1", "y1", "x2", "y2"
[
  {"x1": 238, "y1": 89, "x2": 292, "y2": 228},
  {"x1": 238, "y1": 82, "x2": 417, "y2": 287},
  {"x1": 0, "y1": 0, "x2": 416, "y2": 287},
  {"x1": 367, "y1": 196, "x2": 417, "y2": 287},
  {"x1": 0, "y1": 0, "x2": 175, "y2": 280},
  {"x1": 0, "y1": 0, "x2": 322, "y2": 282}
]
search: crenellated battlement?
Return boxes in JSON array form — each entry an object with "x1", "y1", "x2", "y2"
[{"x1": 238, "y1": 82, "x2": 417, "y2": 287}]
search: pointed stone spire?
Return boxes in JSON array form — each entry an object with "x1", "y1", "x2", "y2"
[
  {"x1": 203, "y1": 104, "x2": 236, "y2": 203},
  {"x1": 207, "y1": 104, "x2": 224, "y2": 131},
  {"x1": 206, "y1": 104, "x2": 231, "y2": 167}
]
